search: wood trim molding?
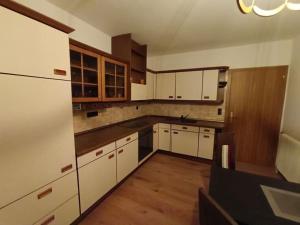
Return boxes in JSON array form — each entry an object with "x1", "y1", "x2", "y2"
[
  {"x1": 147, "y1": 66, "x2": 229, "y2": 74},
  {"x1": 0, "y1": 0, "x2": 74, "y2": 34}
]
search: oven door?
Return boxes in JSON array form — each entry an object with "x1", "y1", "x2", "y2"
[{"x1": 138, "y1": 127, "x2": 153, "y2": 162}]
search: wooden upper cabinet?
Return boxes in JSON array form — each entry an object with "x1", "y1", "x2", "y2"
[
  {"x1": 176, "y1": 71, "x2": 203, "y2": 100},
  {"x1": 202, "y1": 70, "x2": 219, "y2": 101},
  {"x1": 102, "y1": 57, "x2": 128, "y2": 102},
  {"x1": 0, "y1": 6, "x2": 70, "y2": 80},
  {"x1": 70, "y1": 45, "x2": 101, "y2": 103},
  {"x1": 156, "y1": 73, "x2": 176, "y2": 100}
]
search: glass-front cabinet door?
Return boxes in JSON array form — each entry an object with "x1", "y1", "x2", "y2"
[{"x1": 102, "y1": 57, "x2": 127, "y2": 101}]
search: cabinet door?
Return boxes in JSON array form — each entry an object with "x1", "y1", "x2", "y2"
[
  {"x1": 131, "y1": 83, "x2": 147, "y2": 100},
  {"x1": 0, "y1": 7, "x2": 70, "y2": 80},
  {"x1": 153, "y1": 124, "x2": 159, "y2": 151},
  {"x1": 198, "y1": 133, "x2": 215, "y2": 159},
  {"x1": 159, "y1": 128, "x2": 171, "y2": 151},
  {"x1": 146, "y1": 72, "x2": 155, "y2": 99},
  {"x1": 79, "y1": 151, "x2": 116, "y2": 213},
  {"x1": 117, "y1": 140, "x2": 138, "y2": 182},
  {"x1": 172, "y1": 131, "x2": 198, "y2": 156},
  {"x1": 156, "y1": 73, "x2": 175, "y2": 100},
  {"x1": 34, "y1": 196, "x2": 79, "y2": 225},
  {"x1": 202, "y1": 70, "x2": 219, "y2": 101},
  {"x1": 176, "y1": 71, "x2": 203, "y2": 100},
  {"x1": 0, "y1": 75, "x2": 76, "y2": 208}
]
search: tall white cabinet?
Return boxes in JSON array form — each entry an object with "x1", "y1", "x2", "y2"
[
  {"x1": 202, "y1": 70, "x2": 219, "y2": 101},
  {"x1": 0, "y1": 5, "x2": 79, "y2": 225}
]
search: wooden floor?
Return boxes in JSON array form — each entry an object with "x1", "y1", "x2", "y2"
[{"x1": 79, "y1": 153, "x2": 280, "y2": 225}]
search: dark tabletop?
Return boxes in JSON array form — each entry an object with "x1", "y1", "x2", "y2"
[
  {"x1": 209, "y1": 164, "x2": 300, "y2": 225},
  {"x1": 74, "y1": 115, "x2": 224, "y2": 156}
]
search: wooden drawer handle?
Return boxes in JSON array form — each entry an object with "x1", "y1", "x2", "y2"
[
  {"x1": 203, "y1": 96, "x2": 210, "y2": 99},
  {"x1": 203, "y1": 135, "x2": 210, "y2": 138},
  {"x1": 173, "y1": 131, "x2": 178, "y2": 134},
  {"x1": 118, "y1": 149, "x2": 124, "y2": 154},
  {"x1": 126, "y1": 137, "x2": 131, "y2": 142},
  {"x1": 164, "y1": 130, "x2": 169, "y2": 133},
  {"x1": 61, "y1": 164, "x2": 73, "y2": 173},
  {"x1": 168, "y1": 96, "x2": 173, "y2": 99},
  {"x1": 40, "y1": 215, "x2": 55, "y2": 225},
  {"x1": 96, "y1": 150, "x2": 103, "y2": 156},
  {"x1": 37, "y1": 188, "x2": 52, "y2": 200},
  {"x1": 177, "y1": 96, "x2": 182, "y2": 99},
  {"x1": 108, "y1": 154, "x2": 115, "y2": 159},
  {"x1": 182, "y1": 126, "x2": 188, "y2": 130},
  {"x1": 54, "y1": 69, "x2": 66, "y2": 76}
]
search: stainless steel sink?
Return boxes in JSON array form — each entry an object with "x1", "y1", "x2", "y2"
[
  {"x1": 166, "y1": 117, "x2": 197, "y2": 124},
  {"x1": 119, "y1": 120, "x2": 151, "y2": 129}
]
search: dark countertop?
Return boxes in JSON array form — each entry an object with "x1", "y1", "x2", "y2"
[{"x1": 75, "y1": 115, "x2": 224, "y2": 157}]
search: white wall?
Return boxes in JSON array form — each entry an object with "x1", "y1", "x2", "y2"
[
  {"x1": 282, "y1": 35, "x2": 300, "y2": 140},
  {"x1": 16, "y1": 0, "x2": 111, "y2": 53},
  {"x1": 148, "y1": 39, "x2": 293, "y2": 70}
]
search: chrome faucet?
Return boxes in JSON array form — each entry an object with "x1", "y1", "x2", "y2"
[{"x1": 180, "y1": 114, "x2": 190, "y2": 121}]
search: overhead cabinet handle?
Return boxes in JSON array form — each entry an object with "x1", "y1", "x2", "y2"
[
  {"x1": 126, "y1": 137, "x2": 131, "y2": 142},
  {"x1": 203, "y1": 135, "x2": 210, "y2": 138},
  {"x1": 96, "y1": 150, "x2": 103, "y2": 156},
  {"x1": 182, "y1": 127, "x2": 188, "y2": 130},
  {"x1": 173, "y1": 131, "x2": 178, "y2": 134},
  {"x1": 54, "y1": 69, "x2": 66, "y2": 76},
  {"x1": 168, "y1": 96, "x2": 173, "y2": 99},
  {"x1": 61, "y1": 164, "x2": 73, "y2": 173},
  {"x1": 204, "y1": 129, "x2": 210, "y2": 132},
  {"x1": 164, "y1": 130, "x2": 169, "y2": 133},
  {"x1": 203, "y1": 96, "x2": 210, "y2": 100},
  {"x1": 118, "y1": 149, "x2": 124, "y2": 154},
  {"x1": 108, "y1": 154, "x2": 115, "y2": 159},
  {"x1": 177, "y1": 96, "x2": 182, "y2": 99},
  {"x1": 37, "y1": 187, "x2": 52, "y2": 200},
  {"x1": 40, "y1": 215, "x2": 55, "y2": 225}
]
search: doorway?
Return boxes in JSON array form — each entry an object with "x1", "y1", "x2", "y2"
[{"x1": 227, "y1": 66, "x2": 288, "y2": 166}]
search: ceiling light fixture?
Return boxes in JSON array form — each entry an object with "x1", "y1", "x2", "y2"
[{"x1": 237, "y1": 0, "x2": 300, "y2": 17}]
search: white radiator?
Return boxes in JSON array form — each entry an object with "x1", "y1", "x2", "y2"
[{"x1": 276, "y1": 133, "x2": 300, "y2": 183}]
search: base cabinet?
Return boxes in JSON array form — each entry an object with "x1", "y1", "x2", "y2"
[
  {"x1": 78, "y1": 151, "x2": 116, "y2": 213},
  {"x1": 171, "y1": 130, "x2": 199, "y2": 156},
  {"x1": 117, "y1": 139, "x2": 138, "y2": 182},
  {"x1": 34, "y1": 196, "x2": 79, "y2": 225},
  {"x1": 158, "y1": 127, "x2": 171, "y2": 151},
  {"x1": 198, "y1": 133, "x2": 215, "y2": 159}
]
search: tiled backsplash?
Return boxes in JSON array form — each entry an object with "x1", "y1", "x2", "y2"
[{"x1": 73, "y1": 103, "x2": 225, "y2": 133}]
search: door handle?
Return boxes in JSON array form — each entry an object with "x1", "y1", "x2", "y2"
[
  {"x1": 164, "y1": 130, "x2": 169, "y2": 133},
  {"x1": 118, "y1": 149, "x2": 124, "y2": 154},
  {"x1": 108, "y1": 154, "x2": 115, "y2": 159},
  {"x1": 173, "y1": 131, "x2": 178, "y2": 134}
]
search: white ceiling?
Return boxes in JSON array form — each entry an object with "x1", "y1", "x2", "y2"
[{"x1": 48, "y1": 0, "x2": 300, "y2": 56}]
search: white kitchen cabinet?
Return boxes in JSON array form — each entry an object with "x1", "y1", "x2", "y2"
[
  {"x1": 156, "y1": 73, "x2": 175, "y2": 100},
  {"x1": 159, "y1": 127, "x2": 171, "y2": 151},
  {"x1": 34, "y1": 195, "x2": 79, "y2": 225},
  {"x1": 0, "y1": 7, "x2": 70, "y2": 80},
  {"x1": 171, "y1": 130, "x2": 199, "y2": 156},
  {"x1": 202, "y1": 70, "x2": 219, "y2": 101},
  {"x1": 0, "y1": 75, "x2": 76, "y2": 209},
  {"x1": 176, "y1": 71, "x2": 203, "y2": 100},
  {"x1": 131, "y1": 83, "x2": 147, "y2": 100},
  {"x1": 0, "y1": 172, "x2": 78, "y2": 225},
  {"x1": 78, "y1": 151, "x2": 117, "y2": 213},
  {"x1": 147, "y1": 72, "x2": 156, "y2": 99},
  {"x1": 153, "y1": 124, "x2": 159, "y2": 151},
  {"x1": 117, "y1": 139, "x2": 138, "y2": 182},
  {"x1": 198, "y1": 133, "x2": 215, "y2": 159}
]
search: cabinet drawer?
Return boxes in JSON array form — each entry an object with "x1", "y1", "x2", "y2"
[
  {"x1": 0, "y1": 172, "x2": 78, "y2": 225},
  {"x1": 159, "y1": 128, "x2": 171, "y2": 151},
  {"x1": 172, "y1": 130, "x2": 199, "y2": 157},
  {"x1": 34, "y1": 195, "x2": 79, "y2": 225},
  {"x1": 198, "y1": 133, "x2": 215, "y2": 159},
  {"x1": 159, "y1": 123, "x2": 170, "y2": 129},
  {"x1": 200, "y1": 127, "x2": 215, "y2": 134},
  {"x1": 79, "y1": 151, "x2": 116, "y2": 213},
  {"x1": 116, "y1": 132, "x2": 138, "y2": 148},
  {"x1": 77, "y1": 142, "x2": 116, "y2": 167},
  {"x1": 172, "y1": 124, "x2": 199, "y2": 132}
]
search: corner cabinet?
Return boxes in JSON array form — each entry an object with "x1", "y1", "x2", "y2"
[
  {"x1": 102, "y1": 57, "x2": 128, "y2": 101},
  {"x1": 70, "y1": 45, "x2": 101, "y2": 102}
]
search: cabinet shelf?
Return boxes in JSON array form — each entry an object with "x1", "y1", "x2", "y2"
[{"x1": 131, "y1": 67, "x2": 145, "y2": 74}]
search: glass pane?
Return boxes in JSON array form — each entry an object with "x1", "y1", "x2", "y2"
[
  {"x1": 71, "y1": 67, "x2": 82, "y2": 82},
  {"x1": 116, "y1": 87, "x2": 125, "y2": 98},
  {"x1": 105, "y1": 74, "x2": 115, "y2": 86},
  {"x1": 70, "y1": 50, "x2": 81, "y2": 67},
  {"x1": 72, "y1": 84, "x2": 82, "y2": 98},
  {"x1": 83, "y1": 70, "x2": 98, "y2": 84},
  {"x1": 84, "y1": 86, "x2": 98, "y2": 98},
  {"x1": 116, "y1": 65, "x2": 125, "y2": 76},
  {"x1": 83, "y1": 54, "x2": 98, "y2": 70},
  {"x1": 105, "y1": 87, "x2": 115, "y2": 98},
  {"x1": 105, "y1": 61, "x2": 115, "y2": 75},
  {"x1": 116, "y1": 76, "x2": 125, "y2": 87}
]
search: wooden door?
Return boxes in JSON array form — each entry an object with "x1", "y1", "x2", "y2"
[
  {"x1": 227, "y1": 66, "x2": 288, "y2": 166},
  {"x1": 156, "y1": 73, "x2": 176, "y2": 100},
  {"x1": 176, "y1": 71, "x2": 203, "y2": 100},
  {"x1": 202, "y1": 70, "x2": 219, "y2": 101},
  {"x1": 171, "y1": 130, "x2": 199, "y2": 156}
]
